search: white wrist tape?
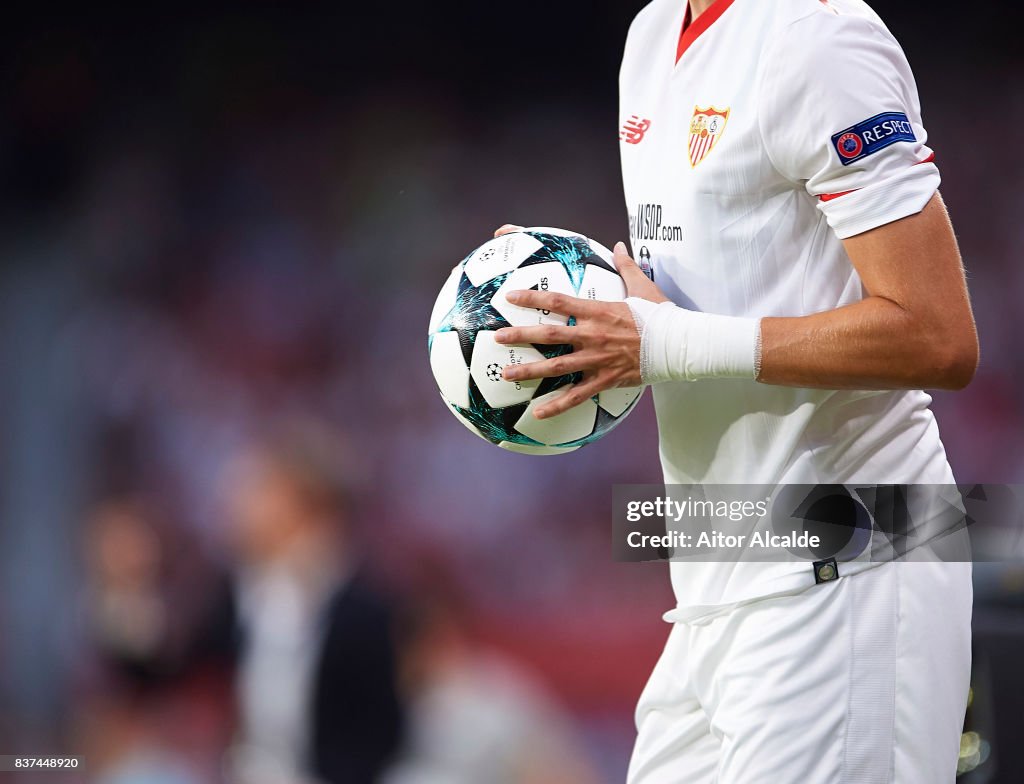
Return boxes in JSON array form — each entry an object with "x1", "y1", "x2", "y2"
[{"x1": 625, "y1": 297, "x2": 761, "y2": 384}]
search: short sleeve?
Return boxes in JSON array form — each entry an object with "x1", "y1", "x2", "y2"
[{"x1": 758, "y1": 9, "x2": 939, "y2": 239}]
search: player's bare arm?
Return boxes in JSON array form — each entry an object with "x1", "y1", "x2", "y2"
[
  {"x1": 759, "y1": 192, "x2": 978, "y2": 390},
  {"x1": 494, "y1": 192, "x2": 978, "y2": 419}
]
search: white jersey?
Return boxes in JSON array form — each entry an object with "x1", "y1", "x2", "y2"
[{"x1": 619, "y1": 0, "x2": 956, "y2": 614}]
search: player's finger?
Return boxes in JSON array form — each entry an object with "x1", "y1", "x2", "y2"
[
  {"x1": 494, "y1": 324, "x2": 576, "y2": 346},
  {"x1": 502, "y1": 352, "x2": 590, "y2": 382},
  {"x1": 614, "y1": 241, "x2": 670, "y2": 303},
  {"x1": 534, "y1": 377, "x2": 605, "y2": 419},
  {"x1": 504, "y1": 289, "x2": 594, "y2": 318},
  {"x1": 612, "y1": 241, "x2": 647, "y2": 289},
  {"x1": 493, "y1": 223, "x2": 525, "y2": 238},
  {"x1": 503, "y1": 352, "x2": 593, "y2": 384}
]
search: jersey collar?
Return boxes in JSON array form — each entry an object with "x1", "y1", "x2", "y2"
[{"x1": 676, "y1": 0, "x2": 737, "y2": 63}]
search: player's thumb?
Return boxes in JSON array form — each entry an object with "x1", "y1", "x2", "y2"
[{"x1": 613, "y1": 241, "x2": 668, "y2": 303}]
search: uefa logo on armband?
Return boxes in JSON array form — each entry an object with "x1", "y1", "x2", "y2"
[
  {"x1": 836, "y1": 132, "x2": 864, "y2": 160},
  {"x1": 830, "y1": 112, "x2": 917, "y2": 166}
]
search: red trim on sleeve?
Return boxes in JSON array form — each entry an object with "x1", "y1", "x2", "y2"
[
  {"x1": 818, "y1": 152, "x2": 938, "y2": 201},
  {"x1": 677, "y1": 0, "x2": 737, "y2": 63},
  {"x1": 819, "y1": 189, "x2": 854, "y2": 202}
]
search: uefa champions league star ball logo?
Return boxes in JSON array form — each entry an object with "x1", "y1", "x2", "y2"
[{"x1": 486, "y1": 363, "x2": 502, "y2": 382}]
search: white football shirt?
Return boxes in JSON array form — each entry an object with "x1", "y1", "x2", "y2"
[{"x1": 619, "y1": 0, "x2": 956, "y2": 615}]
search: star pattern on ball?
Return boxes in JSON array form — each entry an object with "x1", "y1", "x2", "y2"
[
  {"x1": 519, "y1": 232, "x2": 617, "y2": 293},
  {"x1": 428, "y1": 230, "x2": 643, "y2": 450}
]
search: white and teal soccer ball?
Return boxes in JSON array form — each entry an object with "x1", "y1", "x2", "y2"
[{"x1": 427, "y1": 227, "x2": 644, "y2": 455}]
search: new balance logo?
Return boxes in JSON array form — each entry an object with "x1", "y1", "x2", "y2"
[{"x1": 620, "y1": 116, "x2": 651, "y2": 144}]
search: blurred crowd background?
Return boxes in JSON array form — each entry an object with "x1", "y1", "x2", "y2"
[{"x1": 0, "y1": 1, "x2": 1021, "y2": 782}]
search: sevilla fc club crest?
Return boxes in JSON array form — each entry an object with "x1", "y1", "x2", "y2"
[{"x1": 688, "y1": 106, "x2": 730, "y2": 168}]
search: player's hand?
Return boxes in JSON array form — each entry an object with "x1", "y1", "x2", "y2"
[{"x1": 494, "y1": 241, "x2": 670, "y2": 419}]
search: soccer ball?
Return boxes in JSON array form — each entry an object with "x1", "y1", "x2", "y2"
[{"x1": 427, "y1": 227, "x2": 644, "y2": 455}]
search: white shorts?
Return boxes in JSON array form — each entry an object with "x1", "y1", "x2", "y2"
[{"x1": 627, "y1": 560, "x2": 972, "y2": 784}]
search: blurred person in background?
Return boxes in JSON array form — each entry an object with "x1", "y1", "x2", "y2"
[
  {"x1": 384, "y1": 559, "x2": 600, "y2": 784},
  {"x1": 219, "y1": 420, "x2": 405, "y2": 784},
  {"x1": 84, "y1": 498, "x2": 174, "y2": 684},
  {"x1": 78, "y1": 422, "x2": 405, "y2": 784},
  {"x1": 79, "y1": 496, "x2": 231, "y2": 784}
]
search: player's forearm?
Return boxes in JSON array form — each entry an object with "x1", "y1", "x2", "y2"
[
  {"x1": 757, "y1": 296, "x2": 979, "y2": 390},
  {"x1": 628, "y1": 292, "x2": 977, "y2": 392}
]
